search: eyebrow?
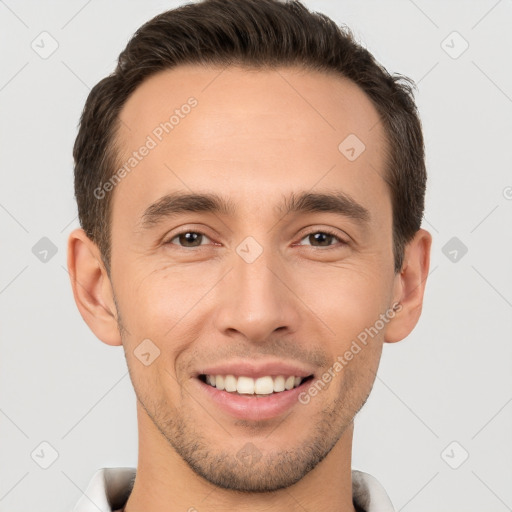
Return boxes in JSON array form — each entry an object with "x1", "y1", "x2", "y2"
[{"x1": 139, "y1": 190, "x2": 370, "y2": 229}]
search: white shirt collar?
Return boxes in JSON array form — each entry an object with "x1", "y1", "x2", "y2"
[{"x1": 71, "y1": 467, "x2": 395, "y2": 512}]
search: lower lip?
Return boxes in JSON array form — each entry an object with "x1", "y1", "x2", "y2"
[{"x1": 194, "y1": 377, "x2": 312, "y2": 421}]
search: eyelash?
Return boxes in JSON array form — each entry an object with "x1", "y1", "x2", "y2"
[{"x1": 164, "y1": 228, "x2": 347, "y2": 250}]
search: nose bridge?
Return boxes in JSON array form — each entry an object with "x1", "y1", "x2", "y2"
[{"x1": 214, "y1": 237, "x2": 299, "y2": 342}]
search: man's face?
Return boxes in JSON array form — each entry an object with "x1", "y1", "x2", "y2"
[{"x1": 110, "y1": 65, "x2": 397, "y2": 491}]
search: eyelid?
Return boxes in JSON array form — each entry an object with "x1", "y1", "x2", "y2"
[
  {"x1": 164, "y1": 225, "x2": 349, "y2": 249},
  {"x1": 294, "y1": 227, "x2": 349, "y2": 248},
  {"x1": 163, "y1": 227, "x2": 215, "y2": 247}
]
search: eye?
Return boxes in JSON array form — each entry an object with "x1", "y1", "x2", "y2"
[
  {"x1": 164, "y1": 228, "x2": 347, "y2": 250},
  {"x1": 165, "y1": 230, "x2": 212, "y2": 248},
  {"x1": 297, "y1": 229, "x2": 347, "y2": 248}
]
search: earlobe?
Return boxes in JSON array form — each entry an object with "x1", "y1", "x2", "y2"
[
  {"x1": 67, "y1": 228, "x2": 122, "y2": 346},
  {"x1": 385, "y1": 228, "x2": 432, "y2": 344}
]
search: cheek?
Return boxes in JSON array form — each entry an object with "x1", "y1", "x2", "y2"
[
  {"x1": 297, "y1": 263, "x2": 391, "y2": 339},
  {"x1": 297, "y1": 265, "x2": 390, "y2": 401},
  {"x1": 116, "y1": 266, "x2": 215, "y2": 377},
  {"x1": 116, "y1": 264, "x2": 205, "y2": 333}
]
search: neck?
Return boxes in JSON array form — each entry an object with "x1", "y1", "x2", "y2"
[{"x1": 124, "y1": 403, "x2": 357, "y2": 512}]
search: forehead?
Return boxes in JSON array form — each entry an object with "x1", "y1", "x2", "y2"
[{"x1": 112, "y1": 64, "x2": 389, "y2": 224}]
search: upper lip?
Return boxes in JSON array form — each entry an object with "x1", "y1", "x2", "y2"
[{"x1": 196, "y1": 359, "x2": 316, "y2": 379}]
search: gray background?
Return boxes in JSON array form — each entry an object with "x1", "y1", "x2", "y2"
[{"x1": 1, "y1": 0, "x2": 511, "y2": 511}]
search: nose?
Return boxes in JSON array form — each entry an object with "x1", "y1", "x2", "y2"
[{"x1": 213, "y1": 243, "x2": 302, "y2": 344}]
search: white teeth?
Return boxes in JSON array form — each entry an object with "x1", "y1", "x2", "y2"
[
  {"x1": 215, "y1": 375, "x2": 225, "y2": 391},
  {"x1": 285, "y1": 376, "x2": 295, "y2": 390},
  {"x1": 237, "y1": 376, "x2": 254, "y2": 394},
  {"x1": 273, "y1": 375, "x2": 285, "y2": 392},
  {"x1": 254, "y1": 376, "x2": 274, "y2": 395},
  {"x1": 204, "y1": 374, "x2": 306, "y2": 395},
  {"x1": 224, "y1": 374, "x2": 237, "y2": 392}
]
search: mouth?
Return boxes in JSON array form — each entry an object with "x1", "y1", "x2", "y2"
[
  {"x1": 198, "y1": 373, "x2": 315, "y2": 396},
  {"x1": 195, "y1": 373, "x2": 315, "y2": 421}
]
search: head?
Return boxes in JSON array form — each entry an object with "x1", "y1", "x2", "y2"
[{"x1": 68, "y1": 0, "x2": 431, "y2": 494}]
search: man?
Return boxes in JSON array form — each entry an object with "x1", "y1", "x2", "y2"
[{"x1": 67, "y1": 0, "x2": 431, "y2": 510}]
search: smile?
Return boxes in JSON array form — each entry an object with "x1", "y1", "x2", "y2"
[
  {"x1": 195, "y1": 374, "x2": 315, "y2": 421},
  {"x1": 199, "y1": 374, "x2": 311, "y2": 395}
]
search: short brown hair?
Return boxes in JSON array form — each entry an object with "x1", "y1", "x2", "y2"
[{"x1": 73, "y1": 0, "x2": 426, "y2": 274}]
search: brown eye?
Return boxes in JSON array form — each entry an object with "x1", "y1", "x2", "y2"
[
  {"x1": 298, "y1": 230, "x2": 345, "y2": 248},
  {"x1": 166, "y1": 231, "x2": 210, "y2": 248}
]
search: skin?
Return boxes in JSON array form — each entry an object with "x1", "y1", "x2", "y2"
[{"x1": 68, "y1": 65, "x2": 431, "y2": 512}]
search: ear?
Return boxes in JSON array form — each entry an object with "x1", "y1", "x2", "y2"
[
  {"x1": 67, "y1": 228, "x2": 122, "y2": 346},
  {"x1": 385, "y1": 228, "x2": 432, "y2": 343}
]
